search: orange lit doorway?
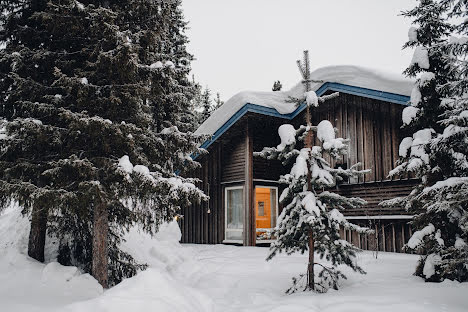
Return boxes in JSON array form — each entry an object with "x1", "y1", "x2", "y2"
[{"x1": 255, "y1": 186, "x2": 278, "y2": 242}]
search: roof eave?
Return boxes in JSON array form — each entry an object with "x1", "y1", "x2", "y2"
[{"x1": 196, "y1": 82, "x2": 410, "y2": 155}]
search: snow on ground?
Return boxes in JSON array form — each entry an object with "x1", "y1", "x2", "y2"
[
  {"x1": 189, "y1": 245, "x2": 468, "y2": 312},
  {"x1": 1, "y1": 204, "x2": 467, "y2": 312},
  {"x1": 0, "y1": 204, "x2": 103, "y2": 312}
]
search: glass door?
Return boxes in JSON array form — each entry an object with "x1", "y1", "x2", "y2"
[
  {"x1": 225, "y1": 186, "x2": 244, "y2": 241},
  {"x1": 255, "y1": 186, "x2": 278, "y2": 241}
]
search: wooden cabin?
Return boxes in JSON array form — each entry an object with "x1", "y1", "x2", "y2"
[{"x1": 180, "y1": 66, "x2": 418, "y2": 253}]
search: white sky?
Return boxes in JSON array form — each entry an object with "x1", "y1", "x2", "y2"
[{"x1": 183, "y1": 0, "x2": 417, "y2": 101}]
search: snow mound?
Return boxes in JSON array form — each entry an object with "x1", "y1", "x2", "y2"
[
  {"x1": 118, "y1": 155, "x2": 133, "y2": 173},
  {"x1": 0, "y1": 204, "x2": 103, "y2": 311},
  {"x1": 411, "y1": 47, "x2": 430, "y2": 69},
  {"x1": 67, "y1": 222, "x2": 213, "y2": 312},
  {"x1": 317, "y1": 120, "x2": 335, "y2": 143},
  {"x1": 423, "y1": 253, "x2": 441, "y2": 279},
  {"x1": 277, "y1": 124, "x2": 296, "y2": 151},
  {"x1": 407, "y1": 223, "x2": 435, "y2": 249},
  {"x1": 410, "y1": 86, "x2": 422, "y2": 106},
  {"x1": 317, "y1": 120, "x2": 345, "y2": 150},
  {"x1": 0, "y1": 203, "x2": 210, "y2": 312},
  {"x1": 399, "y1": 137, "x2": 413, "y2": 157},
  {"x1": 305, "y1": 90, "x2": 319, "y2": 107},
  {"x1": 408, "y1": 27, "x2": 418, "y2": 42},
  {"x1": 196, "y1": 65, "x2": 413, "y2": 136},
  {"x1": 402, "y1": 106, "x2": 419, "y2": 125},
  {"x1": 65, "y1": 268, "x2": 213, "y2": 312}
]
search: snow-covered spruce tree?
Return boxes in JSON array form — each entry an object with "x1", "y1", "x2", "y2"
[
  {"x1": 382, "y1": 0, "x2": 468, "y2": 282},
  {"x1": 214, "y1": 92, "x2": 224, "y2": 111},
  {"x1": 0, "y1": 0, "x2": 206, "y2": 287},
  {"x1": 256, "y1": 90, "x2": 370, "y2": 293},
  {"x1": 200, "y1": 87, "x2": 213, "y2": 123},
  {"x1": 144, "y1": 0, "x2": 199, "y2": 134},
  {"x1": 272, "y1": 80, "x2": 283, "y2": 91}
]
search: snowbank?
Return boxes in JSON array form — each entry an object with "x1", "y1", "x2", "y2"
[
  {"x1": 196, "y1": 65, "x2": 413, "y2": 136},
  {"x1": 0, "y1": 204, "x2": 102, "y2": 311},
  {"x1": 65, "y1": 222, "x2": 213, "y2": 312},
  {"x1": 0, "y1": 204, "x2": 212, "y2": 312}
]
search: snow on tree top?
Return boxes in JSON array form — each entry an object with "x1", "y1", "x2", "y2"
[{"x1": 195, "y1": 65, "x2": 413, "y2": 136}]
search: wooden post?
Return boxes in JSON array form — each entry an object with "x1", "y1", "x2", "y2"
[
  {"x1": 401, "y1": 223, "x2": 405, "y2": 248},
  {"x1": 307, "y1": 228, "x2": 315, "y2": 290},
  {"x1": 375, "y1": 224, "x2": 379, "y2": 251},
  {"x1": 382, "y1": 223, "x2": 386, "y2": 252},
  {"x1": 244, "y1": 118, "x2": 255, "y2": 246}
]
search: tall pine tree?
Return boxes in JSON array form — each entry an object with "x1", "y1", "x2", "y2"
[
  {"x1": 383, "y1": 0, "x2": 468, "y2": 282},
  {"x1": 0, "y1": 0, "x2": 206, "y2": 287}
]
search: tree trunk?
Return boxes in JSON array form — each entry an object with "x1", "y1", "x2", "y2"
[
  {"x1": 305, "y1": 88, "x2": 315, "y2": 290},
  {"x1": 28, "y1": 205, "x2": 48, "y2": 262},
  {"x1": 92, "y1": 202, "x2": 109, "y2": 288},
  {"x1": 307, "y1": 229, "x2": 315, "y2": 290}
]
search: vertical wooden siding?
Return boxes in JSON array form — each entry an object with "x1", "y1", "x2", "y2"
[
  {"x1": 180, "y1": 142, "x2": 224, "y2": 244},
  {"x1": 252, "y1": 115, "x2": 286, "y2": 181},
  {"x1": 308, "y1": 93, "x2": 405, "y2": 183},
  {"x1": 340, "y1": 220, "x2": 412, "y2": 253},
  {"x1": 221, "y1": 134, "x2": 246, "y2": 182}
]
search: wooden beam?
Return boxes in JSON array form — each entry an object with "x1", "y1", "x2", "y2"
[
  {"x1": 382, "y1": 223, "x2": 386, "y2": 252},
  {"x1": 244, "y1": 118, "x2": 255, "y2": 246}
]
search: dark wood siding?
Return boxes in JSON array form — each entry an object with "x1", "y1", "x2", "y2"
[
  {"x1": 180, "y1": 142, "x2": 224, "y2": 244},
  {"x1": 305, "y1": 92, "x2": 405, "y2": 183},
  {"x1": 334, "y1": 179, "x2": 419, "y2": 216},
  {"x1": 251, "y1": 113, "x2": 287, "y2": 181},
  {"x1": 341, "y1": 220, "x2": 413, "y2": 253},
  {"x1": 221, "y1": 134, "x2": 246, "y2": 182}
]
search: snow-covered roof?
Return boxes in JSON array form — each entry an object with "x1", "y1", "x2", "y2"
[{"x1": 195, "y1": 65, "x2": 414, "y2": 145}]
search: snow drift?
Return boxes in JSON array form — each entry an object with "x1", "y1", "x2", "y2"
[{"x1": 0, "y1": 203, "x2": 213, "y2": 312}]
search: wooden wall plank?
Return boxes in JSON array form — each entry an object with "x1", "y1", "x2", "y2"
[
  {"x1": 373, "y1": 101, "x2": 383, "y2": 181},
  {"x1": 244, "y1": 119, "x2": 255, "y2": 246}
]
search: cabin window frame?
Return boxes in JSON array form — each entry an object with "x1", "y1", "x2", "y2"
[
  {"x1": 254, "y1": 185, "x2": 279, "y2": 244},
  {"x1": 224, "y1": 185, "x2": 244, "y2": 243}
]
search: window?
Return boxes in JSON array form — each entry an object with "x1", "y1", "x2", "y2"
[
  {"x1": 255, "y1": 186, "x2": 278, "y2": 241},
  {"x1": 225, "y1": 186, "x2": 244, "y2": 241}
]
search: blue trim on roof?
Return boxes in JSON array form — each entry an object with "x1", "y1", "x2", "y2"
[
  {"x1": 199, "y1": 103, "x2": 305, "y2": 150},
  {"x1": 316, "y1": 82, "x2": 410, "y2": 106},
  {"x1": 195, "y1": 83, "x2": 410, "y2": 157}
]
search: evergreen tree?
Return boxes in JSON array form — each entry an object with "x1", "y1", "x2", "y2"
[
  {"x1": 0, "y1": 0, "x2": 206, "y2": 287},
  {"x1": 256, "y1": 86, "x2": 370, "y2": 293},
  {"x1": 382, "y1": 0, "x2": 468, "y2": 282},
  {"x1": 214, "y1": 92, "x2": 224, "y2": 110},
  {"x1": 200, "y1": 87, "x2": 212, "y2": 122},
  {"x1": 272, "y1": 80, "x2": 282, "y2": 91}
]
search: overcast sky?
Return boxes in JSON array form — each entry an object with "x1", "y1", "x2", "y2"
[{"x1": 183, "y1": 0, "x2": 417, "y2": 101}]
